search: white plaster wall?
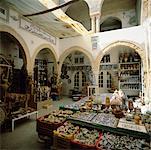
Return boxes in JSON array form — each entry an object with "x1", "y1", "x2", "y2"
[
  {"x1": 0, "y1": 8, "x2": 59, "y2": 59},
  {"x1": 59, "y1": 35, "x2": 92, "y2": 54},
  {"x1": 101, "y1": 9, "x2": 137, "y2": 28},
  {"x1": 59, "y1": 25, "x2": 146, "y2": 59}
]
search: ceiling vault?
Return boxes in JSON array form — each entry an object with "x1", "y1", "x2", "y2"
[{"x1": 23, "y1": 0, "x2": 80, "y2": 17}]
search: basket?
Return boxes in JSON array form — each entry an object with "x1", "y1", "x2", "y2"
[
  {"x1": 71, "y1": 131, "x2": 102, "y2": 150},
  {"x1": 95, "y1": 133, "x2": 103, "y2": 150},
  {"x1": 53, "y1": 133, "x2": 72, "y2": 150},
  {"x1": 71, "y1": 140, "x2": 96, "y2": 150},
  {"x1": 36, "y1": 116, "x2": 65, "y2": 134},
  {"x1": 36, "y1": 116, "x2": 64, "y2": 146},
  {"x1": 53, "y1": 130, "x2": 74, "y2": 140}
]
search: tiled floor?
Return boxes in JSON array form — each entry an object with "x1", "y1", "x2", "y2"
[{"x1": 1, "y1": 97, "x2": 73, "y2": 150}]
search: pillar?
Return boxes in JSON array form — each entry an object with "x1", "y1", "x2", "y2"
[
  {"x1": 91, "y1": 66, "x2": 99, "y2": 86},
  {"x1": 91, "y1": 15, "x2": 96, "y2": 33},
  {"x1": 96, "y1": 14, "x2": 101, "y2": 33}
]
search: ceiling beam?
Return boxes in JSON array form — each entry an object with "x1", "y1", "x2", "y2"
[{"x1": 23, "y1": 0, "x2": 80, "y2": 17}]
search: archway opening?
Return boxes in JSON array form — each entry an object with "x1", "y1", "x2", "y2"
[
  {"x1": 0, "y1": 31, "x2": 28, "y2": 94},
  {"x1": 100, "y1": 17, "x2": 122, "y2": 32},
  {"x1": 61, "y1": 50, "x2": 92, "y2": 97},
  {"x1": 99, "y1": 45, "x2": 142, "y2": 99},
  {"x1": 100, "y1": 0, "x2": 141, "y2": 31},
  {"x1": 33, "y1": 48, "x2": 57, "y2": 102},
  {"x1": 65, "y1": 0, "x2": 91, "y2": 31}
]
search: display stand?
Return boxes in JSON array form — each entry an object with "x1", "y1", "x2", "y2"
[{"x1": 12, "y1": 110, "x2": 38, "y2": 131}]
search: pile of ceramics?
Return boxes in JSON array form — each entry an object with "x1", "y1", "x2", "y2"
[
  {"x1": 91, "y1": 113, "x2": 118, "y2": 127},
  {"x1": 54, "y1": 121, "x2": 79, "y2": 138},
  {"x1": 96, "y1": 132, "x2": 150, "y2": 150},
  {"x1": 43, "y1": 114, "x2": 65, "y2": 124},
  {"x1": 142, "y1": 113, "x2": 151, "y2": 133},
  {"x1": 71, "y1": 111, "x2": 96, "y2": 122},
  {"x1": 73, "y1": 128, "x2": 99, "y2": 146},
  {"x1": 54, "y1": 121, "x2": 150, "y2": 149},
  {"x1": 43, "y1": 110, "x2": 73, "y2": 124},
  {"x1": 64, "y1": 98, "x2": 87, "y2": 110}
]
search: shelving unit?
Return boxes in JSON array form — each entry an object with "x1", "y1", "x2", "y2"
[
  {"x1": 34, "y1": 59, "x2": 49, "y2": 101},
  {"x1": 119, "y1": 62, "x2": 141, "y2": 97},
  {"x1": 99, "y1": 63, "x2": 118, "y2": 70},
  {"x1": 34, "y1": 59, "x2": 48, "y2": 86}
]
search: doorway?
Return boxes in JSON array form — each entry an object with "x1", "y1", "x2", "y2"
[{"x1": 74, "y1": 71, "x2": 86, "y2": 91}]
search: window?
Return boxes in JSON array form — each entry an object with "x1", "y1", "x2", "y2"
[
  {"x1": 74, "y1": 57, "x2": 84, "y2": 64},
  {"x1": 0, "y1": 7, "x2": 7, "y2": 20},
  {"x1": 74, "y1": 72, "x2": 79, "y2": 88},
  {"x1": 0, "y1": 8, "x2": 5, "y2": 15},
  {"x1": 80, "y1": 57, "x2": 84, "y2": 64},
  {"x1": 107, "y1": 72, "x2": 111, "y2": 88},
  {"x1": 74, "y1": 57, "x2": 78, "y2": 64},
  {"x1": 101, "y1": 54, "x2": 110, "y2": 63},
  {"x1": 99, "y1": 72, "x2": 103, "y2": 87},
  {"x1": 82, "y1": 72, "x2": 86, "y2": 86},
  {"x1": 74, "y1": 71, "x2": 86, "y2": 90}
]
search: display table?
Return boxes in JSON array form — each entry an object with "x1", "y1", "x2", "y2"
[{"x1": 12, "y1": 110, "x2": 38, "y2": 131}]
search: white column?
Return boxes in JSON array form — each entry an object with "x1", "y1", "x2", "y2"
[
  {"x1": 96, "y1": 14, "x2": 101, "y2": 33},
  {"x1": 91, "y1": 67, "x2": 99, "y2": 86},
  {"x1": 91, "y1": 15, "x2": 96, "y2": 33}
]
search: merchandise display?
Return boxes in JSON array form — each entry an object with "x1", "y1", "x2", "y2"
[
  {"x1": 96, "y1": 132, "x2": 150, "y2": 150},
  {"x1": 71, "y1": 111, "x2": 96, "y2": 122},
  {"x1": 38, "y1": 110, "x2": 73, "y2": 124},
  {"x1": 63, "y1": 97, "x2": 88, "y2": 110},
  {"x1": 91, "y1": 113, "x2": 118, "y2": 128},
  {"x1": 11, "y1": 107, "x2": 36, "y2": 118},
  {"x1": 54, "y1": 121, "x2": 79, "y2": 139},
  {"x1": 72, "y1": 128, "x2": 99, "y2": 147},
  {"x1": 37, "y1": 95, "x2": 150, "y2": 149}
]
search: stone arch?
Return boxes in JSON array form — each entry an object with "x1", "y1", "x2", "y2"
[
  {"x1": 95, "y1": 40, "x2": 146, "y2": 72},
  {"x1": 59, "y1": 46, "x2": 94, "y2": 69},
  {"x1": 65, "y1": 0, "x2": 91, "y2": 30},
  {"x1": 100, "y1": 16, "x2": 122, "y2": 25},
  {"x1": 100, "y1": 16, "x2": 122, "y2": 31},
  {"x1": 0, "y1": 25, "x2": 31, "y2": 74},
  {"x1": 31, "y1": 44, "x2": 58, "y2": 74},
  {"x1": 95, "y1": 40, "x2": 147, "y2": 97},
  {"x1": 100, "y1": 0, "x2": 105, "y2": 12},
  {"x1": 63, "y1": 0, "x2": 90, "y2": 12}
]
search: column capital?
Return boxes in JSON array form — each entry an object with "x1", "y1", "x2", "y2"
[{"x1": 90, "y1": 12, "x2": 101, "y2": 18}]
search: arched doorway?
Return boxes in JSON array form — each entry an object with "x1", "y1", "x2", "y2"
[
  {"x1": 98, "y1": 44, "x2": 142, "y2": 99},
  {"x1": 60, "y1": 50, "x2": 92, "y2": 96},
  {"x1": 74, "y1": 71, "x2": 86, "y2": 91},
  {"x1": 33, "y1": 48, "x2": 57, "y2": 101},
  {"x1": 0, "y1": 31, "x2": 28, "y2": 94}
]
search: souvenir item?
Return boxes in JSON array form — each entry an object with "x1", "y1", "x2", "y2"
[
  {"x1": 91, "y1": 113, "x2": 118, "y2": 127},
  {"x1": 105, "y1": 96, "x2": 110, "y2": 108},
  {"x1": 97, "y1": 132, "x2": 150, "y2": 150},
  {"x1": 55, "y1": 121, "x2": 79, "y2": 138},
  {"x1": 71, "y1": 111, "x2": 96, "y2": 122},
  {"x1": 73, "y1": 128, "x2": 99, "y2": 146},
  {"x1": 42, "y1": 110, "x2": 73, "y2": 124}
]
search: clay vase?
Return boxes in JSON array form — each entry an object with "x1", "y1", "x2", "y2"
[{"x1": 134, "y1": 114, "x2": 141, "y2": 125}]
